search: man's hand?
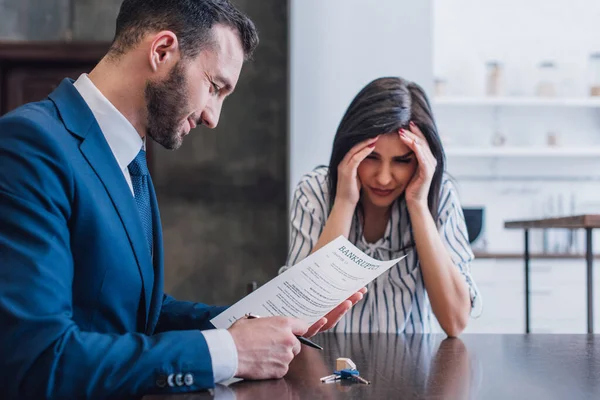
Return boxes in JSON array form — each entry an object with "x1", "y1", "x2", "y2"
[
  {"x1": 304, "y1": 287, "x2": 367, "y2": 338},
  {"x1": 228, "y1": 316, "x2": 309, "y2": 380}
]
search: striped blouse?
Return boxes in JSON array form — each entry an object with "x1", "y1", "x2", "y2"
[{"x1": 281, "y1": 166, "x2": 481, "y2": 333}]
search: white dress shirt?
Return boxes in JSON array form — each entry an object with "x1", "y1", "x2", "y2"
[
  {"x1": 73, "y1": 74, "x2": 238, "y2": 384},
  {"x1": 282, "y1": 166, "x2": 482, "y2": 333}
]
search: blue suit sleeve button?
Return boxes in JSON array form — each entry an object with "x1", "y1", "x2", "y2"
[
  {"x1": 184, "y1": 373, "x2": 194, "y2": 386},
  {"x1": 156, "y1": 374, "x2": 167, "y2": 388},
  {"x1": 167, "y1": 373, "x2": 175, "y2": 387},
  {"x1": 175, "y1": 373, "x2": 184, "y2": 387}
]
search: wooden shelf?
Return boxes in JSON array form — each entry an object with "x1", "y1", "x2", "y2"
[
  {"x1": 474, "y1": 252, "x2": 600, "y2": 260},
  {"x1": 434, "y1": 96, "x2": 600, "y2": 107}
]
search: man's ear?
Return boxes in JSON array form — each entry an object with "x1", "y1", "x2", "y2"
[{"x1": 148, "y1": 31, "x2": 180, "y2": 72}]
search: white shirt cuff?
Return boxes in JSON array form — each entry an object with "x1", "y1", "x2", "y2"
[{"x1": 201, "y1": 329, "x2": 238, "y2": 383}]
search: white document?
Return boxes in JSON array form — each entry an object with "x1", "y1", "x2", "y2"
[{"x1": 211, "y1": 236, "x2": 407, "y2": 329}]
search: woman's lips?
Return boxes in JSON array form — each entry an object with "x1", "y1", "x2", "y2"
[{"x1": 370, "y1": 187, "x2": 394, "y2": 197}]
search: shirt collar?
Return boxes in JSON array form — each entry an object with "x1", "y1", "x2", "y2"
[
  {"x1": 73, "y1": 73, "x2": 143, "y2": 171},
  {"x1": 354, "y1": 200, "x2": 404, "y2": 254}
]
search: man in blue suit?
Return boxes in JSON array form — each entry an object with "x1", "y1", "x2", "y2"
[{"x1": 0, "y1": 0, "x2": 366, "y2": 398}]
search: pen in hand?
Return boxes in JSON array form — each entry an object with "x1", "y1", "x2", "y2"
[{"x1": 245, "y1": 313, "x2": 323, "y2": 350}]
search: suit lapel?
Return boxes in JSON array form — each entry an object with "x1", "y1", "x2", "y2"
[{"x1": 49, "y1": 79, "x2": 154, "y2": 324}]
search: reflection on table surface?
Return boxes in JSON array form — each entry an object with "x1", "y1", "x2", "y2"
[{"x1": 147, "y1": 333, "x2": 600, "y2": 400}]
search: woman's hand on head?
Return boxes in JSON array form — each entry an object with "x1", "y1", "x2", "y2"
[
  {"x1": 399, "y1": 122, "x2": 437, "y2": 209},
  {"x1": 336, "y1": 136, "x2": 379, "y2": 206}
]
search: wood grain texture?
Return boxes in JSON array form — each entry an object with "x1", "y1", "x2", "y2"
[
  {"x1": 474, "y1": 251, "x2": 600, "y2": 259},
  {"x1": 505, "y1": 215, "x2": 600, "y2": 229},
  {"x1": 147, "y1": 333, "x2": 600, "y2": 400}
]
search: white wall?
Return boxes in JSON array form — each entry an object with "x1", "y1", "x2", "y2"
[
  {"x1": 434, "y1": 0, "x2": 600, "y2": 333},
  {"x1": 433, "y1": 0, "x2": 600, "y2": 148},
  {"x1": 289, "y1": 0, "x2": 434, "y2": 195},
  {"x1": 433, "y1": 0, "x2": 600, "y2": 246},
  {"x1": 433, "y1": 0, "x2": 600, "y2": 252},
  {"x1": 434, "y1": 0, "x2": 600, "y2": 97}
]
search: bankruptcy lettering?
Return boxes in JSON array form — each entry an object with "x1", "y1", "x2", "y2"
[{"x1": 338, "y1": 246, "x2": 380, "y2": 270}]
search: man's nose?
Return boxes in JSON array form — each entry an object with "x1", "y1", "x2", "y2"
[{"x1": 201, "y1": 100, "x2": 223, "y2": 129}]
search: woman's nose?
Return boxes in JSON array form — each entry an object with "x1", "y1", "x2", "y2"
[{"x1": 375, "y1": 167, "x2": 392, "y2": 186}]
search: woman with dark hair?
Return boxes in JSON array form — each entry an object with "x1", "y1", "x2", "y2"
[{"x1": 282, "y1": 77, "x2": 480, "y2": 336}]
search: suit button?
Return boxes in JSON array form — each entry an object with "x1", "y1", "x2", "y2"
[
  {"x1": 156, "y1": 374, "x2": 167, "y2": 388},
  {"x1": 175, "y1": 373, "x2": 184, "y2": 387},
  {"x1": 184, "y1": 373, "x2": 194, "y2": 386},
  {"x1": 167, "y1": 373, "x2": 175, "y2": 387}
]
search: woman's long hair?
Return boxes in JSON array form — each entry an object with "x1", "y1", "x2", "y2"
[{"x1": 327, "y1": 77, "x2": 445, "y2": 219}]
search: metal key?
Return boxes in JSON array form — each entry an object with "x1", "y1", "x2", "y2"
[
  {"x1": 339, "y1": 369, "x2": 371, "y2": 385},
  {"x1": 353, "y1": 375, "x2": 371, "y2": 385},
  {"x1": 320, "y1": 374, "x2": 337, "y2": 382}
]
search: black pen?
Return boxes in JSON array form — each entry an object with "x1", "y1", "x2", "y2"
[{"x1": 245, "y1": 313, "x2": 323, "y2": 350}]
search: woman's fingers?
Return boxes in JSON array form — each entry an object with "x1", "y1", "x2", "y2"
[
  {"x1": 341, "y1": 136, "x2": 379, "y2": 167},
  {"x1": 304, "y1": 317, "x2": 328, "y2": 338},
  {"x1": 319, "y1": 300, "x2": 353, "y2": 331},
  {"x1": 408, "y1": 121, "x2": 426, "y2": 140},
  {"x1": 336, "y1": 136, "x2": 379, "y2": 204},
  {"x1": 398, "y1": 128, "x2": 420, "y2": 156},
  {"x1": 347, "y1": 143, "x2": 376, "y2": 171},
  {"x1": 399, "y1": 126, "x2": 436, "y2": 170},
  {"x1": 408, "y1": 122, "x2": 436, "y2": 167},
  {"x1": 399, "y1": 129, "x2": 433, "y2": 174}
]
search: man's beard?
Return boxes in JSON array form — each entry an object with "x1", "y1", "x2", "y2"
[{"x1": 144, "y1": 61, "x2": 190, "y2": 150}]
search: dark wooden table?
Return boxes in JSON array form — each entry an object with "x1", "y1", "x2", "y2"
[
  {"x1": 505, "y1": 214, "x2": 600, "y2": 333},
  {"x1": 146, "y1": 333, "x2": 600, "y2": 400}
]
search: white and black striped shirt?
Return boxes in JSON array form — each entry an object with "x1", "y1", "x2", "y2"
[{"x1": 282, "y1": 166, "x2": 481, "y2": 333}]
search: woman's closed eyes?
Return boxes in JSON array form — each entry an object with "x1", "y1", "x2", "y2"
[{"x1": 365, "y1": 151, "x2": 414, "y2": 164}]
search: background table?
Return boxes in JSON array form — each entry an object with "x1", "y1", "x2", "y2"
[
  {"x1": 146, "y1": 333, "x2": 600, "y2": 400},
  {"x1": 505, "y1": 214, "x2": 600, "y2": 333}
]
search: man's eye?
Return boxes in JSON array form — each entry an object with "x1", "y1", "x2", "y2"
[{"x1": 212, "y1": 82, "x2": 221, "y2": 95}]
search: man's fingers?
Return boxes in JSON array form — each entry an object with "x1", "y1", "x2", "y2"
[
  {"x1": 291, "y1": 338, "x2": 301, "y2": 356},
  {"x1": 287, "y1": 318, "x2": 310, "y2": 336}
]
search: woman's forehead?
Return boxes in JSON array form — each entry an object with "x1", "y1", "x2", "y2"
[{"x1": 373, "y1": 132, "x2": 411, "y2": 155}]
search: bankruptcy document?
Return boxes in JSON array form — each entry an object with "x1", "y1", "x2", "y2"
[{"x1": 211, "y1": 236, "x2": 407, "y2": 329}]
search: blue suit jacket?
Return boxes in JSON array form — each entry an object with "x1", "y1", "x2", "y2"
[{"x1": 0, "y1": 79, "x2": 227, "y2": 399}]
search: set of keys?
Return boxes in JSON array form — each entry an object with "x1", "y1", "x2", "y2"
[
  {"x1": 320, "y1": 368, "x2": 371, "y2": 384},
  {"x1": 320, "y1": 357, "x2": 370, "y2": 385}
]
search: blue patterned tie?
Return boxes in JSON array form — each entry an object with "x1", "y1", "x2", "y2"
[{"x1": 128, "y1": 149, "x2": 153, "y2": 255}]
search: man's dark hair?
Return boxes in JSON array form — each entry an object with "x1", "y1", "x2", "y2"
[{"x1": 109, "y1": 0, "x2": 259, "y2": 60}]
